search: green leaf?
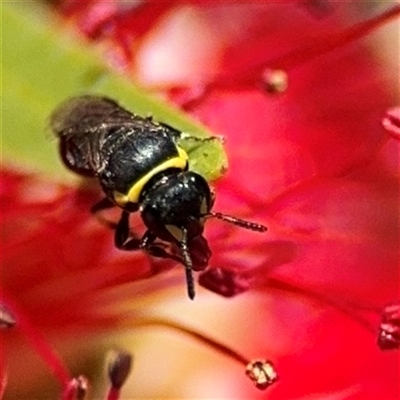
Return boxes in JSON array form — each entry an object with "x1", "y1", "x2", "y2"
[{"x1": 1, "y1": 2, "x2": 227, "y2": 183}]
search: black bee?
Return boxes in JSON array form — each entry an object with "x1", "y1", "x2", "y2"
[{"x1": 51, "y1": 95, "x2": 267, "y2": 299}]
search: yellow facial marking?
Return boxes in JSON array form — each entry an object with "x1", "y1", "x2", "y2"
[
  {"x1": 166, "y1": 224, "x2": 184, "y2": 241},
  {"x1": 200, "y1": 198, "x2": 209, "y2": 215},
  {"x1": 113, "y1": 146, "x2": 188, "y2": 206}
]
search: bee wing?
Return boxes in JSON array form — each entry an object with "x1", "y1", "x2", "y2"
[
  {"x1": 50, "y1": 96, "x2": 136, "y2": 139},
  {"x1": 50, "y1": 96, "x2": 137, "y2": 176}
]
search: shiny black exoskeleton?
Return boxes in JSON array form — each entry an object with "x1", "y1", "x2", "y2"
[{"x1": 51, "y1": 95, "x2": 267, "y2": 299}]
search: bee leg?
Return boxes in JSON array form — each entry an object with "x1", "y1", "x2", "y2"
[
  {"x1": 138, "y1": 231, "x2": 182, "y2": 263},
  {"x1": 94, "y1": 202, "x2": 189, "y2": 271},
  {"x1": 179, "y1": 132, "x2": 224, "y2": 143},
  {"x1": 138, "y1": 230, "x2": 157, "y2": 249},
  {"x1": 91, "y1": 197, "x2": 117, "y2": 229},
  {"x1": 114, "y1": 210, "x2": 139, "y2": 249},
  {"x1": 158, "y1": 121, "x2": 223, "y2": 143},
  {"x1": 158, "y1": 121, "x2": 182, "y2": 139},
  {"x1": 115, "y1": 223, "x2": 183, "y2": 265},
  {"x1": 129, "y1": 226, "x2": 196, "y2": 299},
  {"x1": 91, "y1": 197, "x2": 115, "y2": 213},
  {"x1": 114, "y1": 215, "x2": 164, "y2": 254}
]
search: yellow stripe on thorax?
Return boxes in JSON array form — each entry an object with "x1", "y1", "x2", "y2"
[{"x1": 113, "y1": 146, "x2": 188, "y2": 206}]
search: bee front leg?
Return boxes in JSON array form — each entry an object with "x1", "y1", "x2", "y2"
[
  {"x1": 91, "y1": 197, "x2": 115, "y2": 214},
  {"x1": 91, "y1": 197, "x2": 118, "y2": 229},
  {"x1": 140, "y1": 231, "x2": 183, "y2": 263},
  {"x1": 114, "y1": 214, "x2": 158, "y2": 253},
  {"x1": 114, "y1": 211, "x2": 139, "y2": 249},
  {"x1": 114, "y1": 214, "x2": 183, "y2": 264}
]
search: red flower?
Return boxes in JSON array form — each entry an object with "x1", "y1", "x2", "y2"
[{"x1": 2, "y1": 2, "x2": 399, "y2": 399}]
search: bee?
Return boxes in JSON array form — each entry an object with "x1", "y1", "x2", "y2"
[{"x1": 51, "y1": 95, "x2": 267, "y2": 299}]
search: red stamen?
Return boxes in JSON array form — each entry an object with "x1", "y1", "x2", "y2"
[
  {"x1": 94, "y1": 316, "x2": 275, "y2": 390},
  {"x1": 265, "y1": 278, "x2": 378, "y2": 333},
  {"x1": 134, "y1": 318, "x2": 278, "y2": 390},
  {"x1": 382, "y1": 107, "x2": 400, "y2": 140},
  {"x1": 179, "y1": 4, "x2": 400, "y2": 109},
  {"x1": 134, "y1": 317, "x2": 249, "y2": 365},
  {"x1": 198, "y1": 267, "x2": 250, "y2": 298},
  {"x1": 61, "y1": 376, "x2": 89, "y2": 400},
  {"x1": 106, "y1": 388, "x2": 120, "y2": 400},
  {"x1": 0, "y1": 304, "x2": 15, "y2": 329},
  {"x1": 246, "y1": 359, "x2": 278, "y2": 390},
  {"x1": 261, "y1": 69, "x2": 288, "y2": 94},
  {"x1": 0, "y1": 290, "x2": 71, "y2": 387},
  {"x1": 298, "y1": 0, "x2": 334, "y2": 19},
  {"x1": 105, "y1": 350, "x2": 132, "y2": 400},
  {"x1": 378, "y1": 303, "x2": 400, "y2": 350},
  {"x1": 0, "y1": 372, "x2": 7, "y2": 400},
  {"x1": 229, "y1": 4, "x2": 400, "y2": 87}
]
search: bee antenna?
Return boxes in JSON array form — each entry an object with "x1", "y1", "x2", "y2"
[
  {"x1": 179, "y1": 227, "x2": 196, "y2": 300},
  {"x1": 208, "y1": 212, "x2": 267, "y2": 232}
]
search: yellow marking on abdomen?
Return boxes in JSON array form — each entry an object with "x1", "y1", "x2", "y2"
[{"x1": 113, "y1": 146, "x2": 188, "y2": 206}]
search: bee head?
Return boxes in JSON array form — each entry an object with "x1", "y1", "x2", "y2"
[
  {"x1": 139, "y1": 170, "x2": 267, "y2": 300},
  {"x1": 139, "y1": 170, "x2": 212, "y2": 243}
]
